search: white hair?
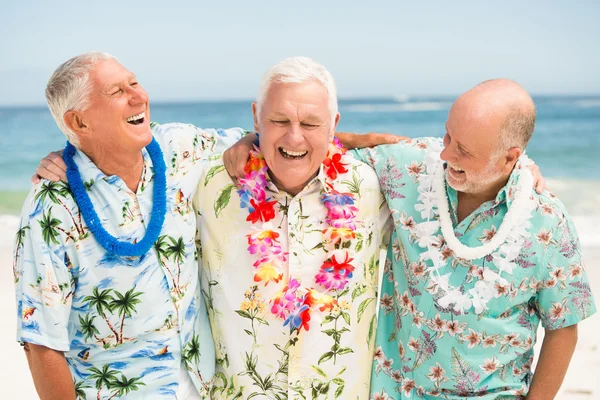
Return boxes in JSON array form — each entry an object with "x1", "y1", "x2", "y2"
[
  {"x1": 256, "y1": 56, "x2": 338, "y2": 127},
  {"x1": 46, "y1": 52, "x2": 117, "y2": 147}
]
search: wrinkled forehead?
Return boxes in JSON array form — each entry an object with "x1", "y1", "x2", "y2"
[
  {"x1": 90, "y1": 59, "x2": 136, "y2": 91},
  {"x1": 263, "y1": 80, "x2": 331, "y2": 120}
]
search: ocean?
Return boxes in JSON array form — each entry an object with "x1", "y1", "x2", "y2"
[{"x1": 1, "y1": 96, "x2": 599, "y2": 218}]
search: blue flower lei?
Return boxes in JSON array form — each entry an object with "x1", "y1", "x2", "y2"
[{"x1": 64, "y1": 138, "x2": 167, "y2": 257}]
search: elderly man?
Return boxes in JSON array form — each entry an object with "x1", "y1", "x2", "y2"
[
  {"x1": 356, "y1": 80, "x2": 596, "y2": 399},
  {"x1": 13, "y1": 52, "x2": 248, "y2": 399},
  {"x1": 194, "y1": 57, "x2": 391, "y2": 399}
]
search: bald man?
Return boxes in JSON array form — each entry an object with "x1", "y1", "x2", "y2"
[{"x1": 355, "y1": 80, "x2": 596, "y2": 399}]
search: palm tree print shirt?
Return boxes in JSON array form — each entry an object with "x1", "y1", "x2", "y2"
[
  {"x1": 13, "y1": 123, "x2": 244, "y2": 399},
  {"x1": 352, "y1": 139, "x2": 596, "y2": 399}
]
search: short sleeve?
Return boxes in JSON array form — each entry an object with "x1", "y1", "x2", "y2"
[
  {"x1": 14, "y1": 190, "x2": 73, "y2": 351},
  {"x1": 349, "y1": 137, "x2": 442, "y2": 171},
  {"x1": 536, "y1": 216, "x2": 596, "y2": 330},
  {"x1": 152, "y1": 122, "x2": 245, "y2": 162}
]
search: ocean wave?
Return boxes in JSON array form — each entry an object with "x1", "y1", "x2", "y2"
[
  {"x1": 343, "y1": 101, "x2": 452, "y2": 113},
  {"x1": 574, "y1": 100, "x2": 600, "y2": 108}
]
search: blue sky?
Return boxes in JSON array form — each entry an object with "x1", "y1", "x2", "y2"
[{"x1": 1, "y1": 0, "x2": 599, "y2": 106}]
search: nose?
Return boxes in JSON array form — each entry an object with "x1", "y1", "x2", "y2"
[
  {"x1": 440, "y1": 133, "x2": 453, "y2": 163},
  {"x1": 128, "y1": 85, "x2": 148, "y2": 105},
  {"x1": 440, "y1": 146, "x2": 450, "y2": 162},
  {"x1": 285, "y1": 122, "x2": 305, "y2": 145}
]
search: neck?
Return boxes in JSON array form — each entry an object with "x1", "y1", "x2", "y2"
[
  {"x1": 81, "y1": 144, "x2": 145, "y2": 192},
  {"x1": 268, "y1": 170, "x2": 318, "y2": 196},
  {"x1": 456, "y1": 175, "x2": 510, "y2": 223}
]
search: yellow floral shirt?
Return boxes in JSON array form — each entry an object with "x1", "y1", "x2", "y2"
[{"x1": 193, "y1": 152, "x2": 391, "y2": 399}]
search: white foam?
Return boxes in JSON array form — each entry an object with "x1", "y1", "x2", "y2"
[
  {"x1": 574, "y1": 99, "x2": 600, "y2": 108},
  {"x1": 572, "y1": 216, "x2": 600, "y2": 247},
  {"x1": 545, "y1": 178, "x2": 600, "y2": 216}
]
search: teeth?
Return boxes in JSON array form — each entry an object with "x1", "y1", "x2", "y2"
[
  {"x1": 281, "y1": 148, "x2": 308, "y2": 157},
  {"x1": 126, "y1": 112, "x2": 145, "y2": 122},
  {"x1": 451, "y1": 166, "x2": 464, "y2": 172}
]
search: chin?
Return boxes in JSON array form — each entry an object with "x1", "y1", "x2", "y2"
[
  {"x1": 136, "y1": 129, "x2": 153, "y2": 146},
  {"x1": 446, "y1": 177, "x2": 469, "y2": 192}
]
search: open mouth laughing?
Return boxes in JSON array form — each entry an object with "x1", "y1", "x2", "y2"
[
  {"x1": 448, "y1": 165, "x2": 465, "y2": 178},
  {"x1": 126, "y1": 111, "x2": 145, "y2": 125},
  {"x1": 279, "y1": 147, "x2": 308, "y2": 160}
]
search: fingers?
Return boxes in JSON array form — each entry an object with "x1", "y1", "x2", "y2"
[
  {"x1": 535, "y1": 175, "x2": 549, "y2": 194},
  {"x1": 223, "y1": 149, "x2": 237, "y2": 180},
  {"x1": 223, "y1": 148, "x2": 245, "y2": 182},
  {"x1": 34, "y1": 165, "x2": 62, "y2": 183},
  {"x1": 536, "y1": 177, "x2": 546, "y2": 194},
  {"x1": 234, "y1": 145, "x2": 252, "y2": 179},
  {"x1": 526, "y1": 164, "x2": 546, "y2": 194},
  {"x1": 47, "y1": 151, "x2": 67, "y2": 172},
  {"x1": 368, "y1": 133, "x2": 400, "y2": 145},
  {"x1": 364, "y1": 133, "x2": 410, "y2": 147},
  {"x1": 38, "y1": 158, "x2": 67, "y2": 181}
]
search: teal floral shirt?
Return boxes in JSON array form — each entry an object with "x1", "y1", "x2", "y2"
[
  {"x1": 353, "y1": 139, "x2": 596, "y2": 399},
  {"x1": 13, "y1": 123, "x2": 243, "y2": 399}
]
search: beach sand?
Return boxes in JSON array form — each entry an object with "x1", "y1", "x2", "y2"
[{"x1": 1, "y1": 213, "x2": 598, "y2": 399}]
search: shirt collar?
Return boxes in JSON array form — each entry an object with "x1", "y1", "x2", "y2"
[
  {"x1": 265, "y1": 165, "x2": 327, "y2": 197},
  {"x1": 444, "y1": 164, "x2": 522, "y2": 214},
  {"x1": 73, "y1": 147, "x2": 152, "y2": 191}
]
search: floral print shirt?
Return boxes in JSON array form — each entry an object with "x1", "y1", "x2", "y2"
[
  {"x1": 193, "y1": 152, "x2": 391, "y2": 399},
  {"x1": 13, "y1": 123, "x2": 243, "y2": 399},
  {"x1": 352, "y1": 139, "x2": 596, "y2": 399}
]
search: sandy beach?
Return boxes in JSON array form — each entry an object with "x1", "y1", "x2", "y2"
[{"x1": 1, "y1": 212, "x2": 598, "y2": 399}]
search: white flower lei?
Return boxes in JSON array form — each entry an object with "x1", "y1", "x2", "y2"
[{"x1": 413, "y1": 146, "x2": 536, "y2": 314}]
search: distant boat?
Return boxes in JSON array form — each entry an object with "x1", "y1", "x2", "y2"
[
  {"x1": 78, "y1": 348, "x2": 90, "y2": 361},
  {"x1": 22, "y1": 307, "x2": 36, "y2": 320},
  {"x1": 158, "y1": 346, "x2": 169, "y2": 355}
]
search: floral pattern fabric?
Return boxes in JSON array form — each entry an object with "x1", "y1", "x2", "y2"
[
  {"x1": 352, "y1": 139, "x2": 596, "y2": 399},
  {"x1": 13, "y1": 123, "x2": 243, "y2": 399},
  {"x1": 193, "y1": 151, "x2": 391, "y2": 399}
]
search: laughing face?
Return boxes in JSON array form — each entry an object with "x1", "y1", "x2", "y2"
[
  {"x1": 253, "y1": 80, "x2": 340, "y2": 196},
  {"x1": 440, "y1": 96, "x2": 506, "y2": 194},
  {"x1": 75, "y1": 58, "x2": 152, "y2": 152}
]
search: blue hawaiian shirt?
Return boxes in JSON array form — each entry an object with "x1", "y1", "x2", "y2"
[{"x1": 13, "y1": 123, "x2": 243, "y2": 399}]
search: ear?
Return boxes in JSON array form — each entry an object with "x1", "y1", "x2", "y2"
[
  {"x1": 251, "y1": 102, "x2": 259, "y2": 132},
  {"x1": 330, "y1": 112, "x2": 341, "y2": 140},
  {"x1": 64, "y1": 111, "x2": 89, "y2": 139},
  {"x1": 504, "y1": 147, "x2": 522, "y2": 173}
]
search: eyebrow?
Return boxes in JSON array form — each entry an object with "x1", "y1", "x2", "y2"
[
  {"x1": 104, "y1": 73, "x2": 137, "y2": 93},
  {"x1": 302, "y1": 115, "x2": 323, "y2": 124},
  {"x1": 268, "y1": 112, "x2": 289, "y2": 120},
  {"x1": 446, "y1": 124, "x2": 474, "y2": 156}
]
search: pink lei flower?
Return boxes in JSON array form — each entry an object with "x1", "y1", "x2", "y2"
[{"x1": 239, "y1": 138, "x2": 359, "y2": 332}]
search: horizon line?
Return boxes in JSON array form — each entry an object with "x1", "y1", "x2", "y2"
[{"x1": 2, "y1": 93, "x2": 600, "y2": 109}]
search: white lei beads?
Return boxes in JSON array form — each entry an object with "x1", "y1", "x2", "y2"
[{"x1": 413, "y1": 148, "x2": 536, "y2": 314}]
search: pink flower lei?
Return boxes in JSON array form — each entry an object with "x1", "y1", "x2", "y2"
[{"x1": 237, "y1": 137, "x2": 360, "y2": 332}]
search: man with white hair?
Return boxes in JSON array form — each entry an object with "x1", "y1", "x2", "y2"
[
  {"x1": 359, "y1": 80, "x2": 596, "y2": 399},
  {"x1": 13, "y1": 52, "x2": 247, "y2": 399},
  {"x1": 194, "y1": 56, "x2": 392, "y2": 399}
]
